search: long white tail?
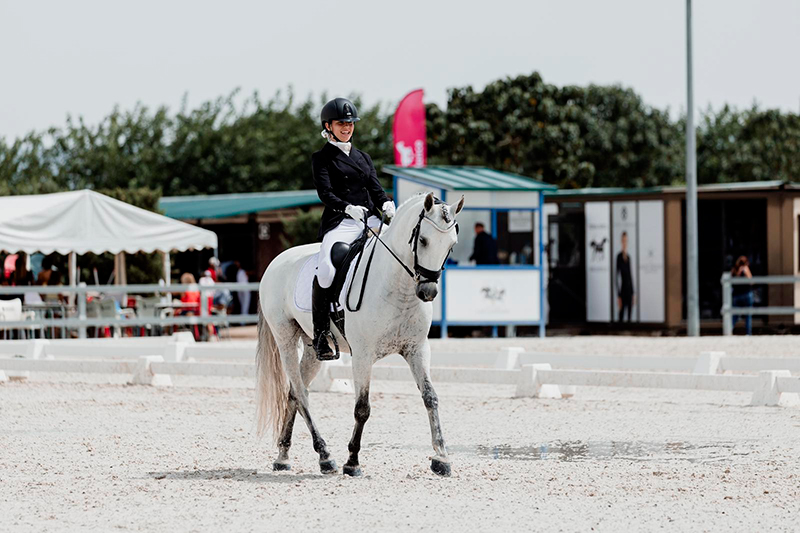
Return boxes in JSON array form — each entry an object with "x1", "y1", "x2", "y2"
[{"x1": 255, "y1": 305, "x2": 288, "y2": 443}]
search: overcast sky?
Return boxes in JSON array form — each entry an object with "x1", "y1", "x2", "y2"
[{"x1": 1, "y1": 0, "x2": 798, "y2": 141}]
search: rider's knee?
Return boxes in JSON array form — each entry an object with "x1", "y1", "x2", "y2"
[{"x1": 316, "y1": 266, "x2": 335, "y2": 289}]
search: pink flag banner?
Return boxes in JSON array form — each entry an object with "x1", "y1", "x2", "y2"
[{"x1": 393, "y1": 89, "x2": 426, "y2": 167}]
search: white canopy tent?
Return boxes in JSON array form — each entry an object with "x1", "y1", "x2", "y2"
[{"x1": 0, "y1": 189, "x2": 218, "y2": 286}]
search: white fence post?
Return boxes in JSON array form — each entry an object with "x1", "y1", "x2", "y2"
[
  {"x1": 721, "y1": 272, "x2": 733, "y2": 336},
  {"x1": 307, "y1": 360, "x2": 353, "y2": 393},
  {"x1": 750, "y1": 370, "x2": 800, "y2": 407},
  {"x1": 693, "y1": 351, "x2": 723, "y2": 374},
  {"x1": 495, "y1": 347, "x2": 524, "y2": 370},
  {"x1": 163, "y1": 342, "x2": 188, "y2": 362},
  {"x1": 7, "y1": 339, "x2": 50, "y2": 381},
  {"x1": 129, "y1": 356, "x2": 172, "y2": 387},
  {"x1": 515, "y1": 364, "x2": 561, "y2": 399}
]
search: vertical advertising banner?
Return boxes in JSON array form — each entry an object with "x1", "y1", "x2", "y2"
[
  {"x1": 585, "y1": 202, "x2": 611, "y2": 322},
  {"x1": 612, "y1": 202, "x2": 638, "y2": 323},
  {"x1": 393, "y1": 89, "x2": 426, "y2": 167},
  {"x1": 637, "y1": 200, "x2": 665, "y2": 322}
]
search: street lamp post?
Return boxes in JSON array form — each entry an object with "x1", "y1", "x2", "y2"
[{"x1": 686, "y1": 0, "x2": 700, "y2": 336}]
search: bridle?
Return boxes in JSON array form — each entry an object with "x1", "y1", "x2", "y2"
[
  {"x1": 406, "y1": 206, "x2": 459, "y2": 283},
  {"x1": 346, "y1": 201, "x2": 458, "y2": 312}
]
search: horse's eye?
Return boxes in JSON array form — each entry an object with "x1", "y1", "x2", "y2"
[{"x1": 419, "y1": 237, "x2": 428, "y2": 247}]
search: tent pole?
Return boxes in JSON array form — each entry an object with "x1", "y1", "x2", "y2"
[
  {"x1": 68, "y1": 252, "x2": 77, "y2": 303},
  {"x1": 162, "y1": 252, "x2": 171, "y2": 286},
  {"x1": 115, "y1": 252, "x2": 128, "y2": 307}
]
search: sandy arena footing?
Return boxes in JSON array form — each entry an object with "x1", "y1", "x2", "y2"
[{"x1": 1, "y1": 337, "x2": 799, "y2": 532}]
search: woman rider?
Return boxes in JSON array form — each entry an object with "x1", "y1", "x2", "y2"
[{"x1": 311, "y1": 97, "x2": 395, "y2": 360}]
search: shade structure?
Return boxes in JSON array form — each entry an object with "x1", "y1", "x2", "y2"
[
  {"x1": 0, "y1": 190, "x2": 217, "y2": 255},
  {"x1": 159, "y1": 190, "x2": 322, "y2": 220}
]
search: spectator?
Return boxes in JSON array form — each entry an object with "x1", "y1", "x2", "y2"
[
  {"x1": 0, "y1": 270, "x2": 16, "y2": 301},
  {"x1": 731, "y1": 255, "x2": 753, "y2": 335},
  {"x1": 236, "y1": 263, "x2": 251, "y2": 315},
  {"x1": 13, "y1": 253, "x2": 34, "y2": 286},
  {"x1": 178, "y1": 273, "x2": 201, "y2": 314},
  {"x1": 469, "y1": 223, "x2": 498, "y2": 265},
  {"x1": 178, "y1": 272, "x2": 215, "y2": 340},
  {"x1": 207, "y1": 257, "x2": 220, "y2": 282}
]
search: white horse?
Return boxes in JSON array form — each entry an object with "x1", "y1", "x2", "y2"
[{"x1": 255, "y1": 192, "x2": 465, "y2": 477}]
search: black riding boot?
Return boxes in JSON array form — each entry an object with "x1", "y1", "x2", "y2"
[{"x1": 312, "y1": 276, "x2": 337, "y2": 361}]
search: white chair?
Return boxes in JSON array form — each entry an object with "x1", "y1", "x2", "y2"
[
  {"x1": 135, "y1": 296, "x2": 170, "y2": 336},
  {"x1": 0, "y1": 298, "x2": 37, "y2": 339}
]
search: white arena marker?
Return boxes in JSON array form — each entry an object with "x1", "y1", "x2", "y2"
[
  {"x1": 308, "y1": 360, "x2": 353, "y2": 394},
  {"x1": 163, "y1": 342, "x2": 188, "y2": 362},
  {"x1": 515, "y1": 364, "x2": 561, "y2": 399},
  {"x1": 494, "y1": 347, "x2": 524, "y2": 370},
  {"x1": 750, "y1": 370, "x2": 799, "y2": 407},
  {"x1": 171, "y1": 332, "x2": 196, "y2": 344},
  {"x1": 129, "y1": 356, "x2": 173, "y2": 387},
  {"x1": 7, "y1": 340, "x2": 49, "y2": 381},
  {"x1": 0, "y1": 370, "x2": 8, "y2": 383},
  {"x1": 693, "y1": 351, "x2": 723, "y2": 375}
]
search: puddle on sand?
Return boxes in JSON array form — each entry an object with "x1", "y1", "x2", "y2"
[{"x1": 370, "y1": 441, "x2": 755, "y2": 463}]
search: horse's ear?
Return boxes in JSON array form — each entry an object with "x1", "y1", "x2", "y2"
[
  {"x1": 451, "y1": 195, "x2": 465, "y2": 215},
  {"x1": 424, "y1": 192, "x2": 434, "y2": 212}
]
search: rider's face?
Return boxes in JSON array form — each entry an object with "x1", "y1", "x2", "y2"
[{"x1": 329, "y1": 120, "x2": 355, "y2": 142}]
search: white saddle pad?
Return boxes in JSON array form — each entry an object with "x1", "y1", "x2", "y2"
[{"x1": 294, "y1": 253, "x2": 360, "y2": 313}]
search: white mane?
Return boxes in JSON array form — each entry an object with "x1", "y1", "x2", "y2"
[{"x1": 384, "y1": 193, "x2": 448, "y2": 238}]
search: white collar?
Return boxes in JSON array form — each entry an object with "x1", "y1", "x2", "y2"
[{"x1": 321, "y1": 130, "x2": 351, "y2": 156}]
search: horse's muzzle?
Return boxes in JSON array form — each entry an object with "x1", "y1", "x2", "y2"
[{"x1": 416, "y1": 281, "x2": 438, "y2": 302}]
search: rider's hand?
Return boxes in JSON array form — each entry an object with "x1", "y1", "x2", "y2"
[
  {"x1": 382, "y1": 200, "x2": 396, "y2": 219},
  {"x1": 345, "y1": 204, "x2": 369, "y2": 222}
]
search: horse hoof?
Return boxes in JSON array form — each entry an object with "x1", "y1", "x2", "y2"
[
  {"x1": 273, "y1": 462, "x2": 291, "y2": 472},
  {"x1": 319, "y1": 459, "x2": 338, "y2": 475},
  {"x1": 430, "y1": 458, "x2": 451, "y2": 477},
  {"x1": 342, "y1": 464, "x2": 362, "y2": 477}
]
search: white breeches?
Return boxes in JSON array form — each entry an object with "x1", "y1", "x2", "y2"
[{"x1": 317, "y1": 216, "x2": 380, "y2": 289}]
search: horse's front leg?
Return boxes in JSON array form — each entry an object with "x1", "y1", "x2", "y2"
[
  {"x1": 405, "y1": 342, "x2": 451, "y2": 476},
  {"x1": 343, "y1": 357, "x2": 372, "y2": 477}
]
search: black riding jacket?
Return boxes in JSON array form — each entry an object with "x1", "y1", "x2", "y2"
[{"x1": 312, "y1": 142, "x2": 390, "y2": 240}]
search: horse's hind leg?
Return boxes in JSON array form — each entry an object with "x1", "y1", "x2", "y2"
[
  {"x1": 343, "y1": 356, "x2": 372, "y2": 477},
  {"x1": 287, "y1": 336, "x2": 336, "y2": 474},
  {"x1": 405, "y1": 341, "x2": 451, "y2": 477},
  {"x1": 273, "y1": 342, "x2": 322, "y2": 471},
  {"x1": 273, "y1": 395, "x2": 297, "y2": 471}
]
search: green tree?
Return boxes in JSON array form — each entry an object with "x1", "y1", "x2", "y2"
[
  {"x1": 697, "y1": 105, "x2": 800, "y2": 184},
  {"x1": 427, "y1": 72, "x2": 684, "y2": 189}
]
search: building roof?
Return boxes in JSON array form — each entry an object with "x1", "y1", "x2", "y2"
[
  {"x1": 159, "y1": 190, "x2": 322, "y2": 220},
  {"x1": 546, "y1": 180, "x2": 800, "y2": 198},
  {"x1": 384, "y1": 165, "x2": 558, "y2": 191}
]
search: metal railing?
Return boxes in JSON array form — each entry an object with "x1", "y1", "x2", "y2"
[
  {"x1": 720, "y1": 273, "x2": 800, "y2": 335},
  {"x1": 0, "y1": 282, "x2": 260, "y2": 339}
]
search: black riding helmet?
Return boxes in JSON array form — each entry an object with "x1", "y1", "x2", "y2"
[{"x1": 321, "y1": 98, "x2": 360, "y2": 142}]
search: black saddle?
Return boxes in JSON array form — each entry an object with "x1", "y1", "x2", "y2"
[{"x1": 331, "y1": 242, "x2": 351, "y2": 270}]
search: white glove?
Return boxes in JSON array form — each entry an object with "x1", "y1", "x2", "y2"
[
  {"x1": 382, "y1": 200, "x2": 396, "y2": 218},
  {"x1": 345, "y1": 204, "x2": 369, "y2": 222}
]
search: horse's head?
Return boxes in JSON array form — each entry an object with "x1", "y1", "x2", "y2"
[{"x1": 400, "y1": 192, "x2": 465, "y2": 302}]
